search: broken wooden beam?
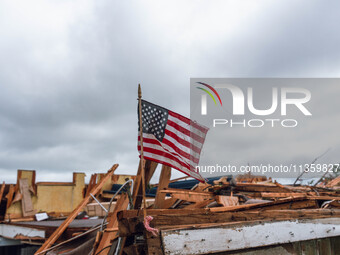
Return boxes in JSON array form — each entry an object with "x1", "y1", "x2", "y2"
[
  {"x1": 210, "y1": 197, "x2": 318, "y2": 213},
  {"x1": 234, "y1": 183, "x2": 292, "y2": 193},
  {"x1": 146, "y1": 231, "x2": 164, "y2": 255},
  {"x1": 154, "y1": 165, "x2": 171, "y2": 209},
  {"x1": 5, "y1": 184, "x2": 15, "y2": 210},
  {"x1": 132, "y1": 160, "x2": 158, "y2": 208},
  {"x1": 215, "y1": 195, "x2": 239, "y2": 207},
  {"x1": 261, "y1": 192, "x2": 308, "y2": 198},
  {"x1": 326, "y1": 176, "x2": 340, "y2": 187},
  {"x1": 35, "y1": 164, "x2": 119, "y2": 255},
  {"x1": 84, "y1": 174, "x2": 97, "y2": 198},
  {"x1": 160, "y1": 188, "x2": 214, "y2": 203},
  {"x1": 0, "y1": 181, "x2": 5, "y2": 203},
  {"x1": 117, "y1": 209, "x2": 340, "y2": 237},
  {"x1": 160, "y1": 217, "x2": 340, "y2": 255},
  {"x1": 185, "y1": 198, "x2": 215, "y2": 209},
  {"x1": 93, "y1": 193, "x2": 129, "y2": 255}
]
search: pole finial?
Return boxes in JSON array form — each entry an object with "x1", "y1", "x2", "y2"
[{"x1": 138, "y1": 83, "x2": 142, "y2": 99}]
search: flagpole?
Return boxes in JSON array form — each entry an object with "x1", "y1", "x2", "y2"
[{"x1": 138, "y1": 84, "x2": 147, "y2": 218}]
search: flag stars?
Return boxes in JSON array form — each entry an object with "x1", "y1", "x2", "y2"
[{"x1": 139, "y1": 101, "x2": 168, "y2": 141}]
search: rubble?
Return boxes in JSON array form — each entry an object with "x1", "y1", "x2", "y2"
[{"x1": 0, "y1": 161, "x2": 339, "y2": 254}]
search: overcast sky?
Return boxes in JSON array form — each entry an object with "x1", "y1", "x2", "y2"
[{"x1": 1, "y1": 0, "x2": 340, "y2": 183}]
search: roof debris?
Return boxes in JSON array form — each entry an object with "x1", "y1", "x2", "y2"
[{"x1": 0, "y1": 161, "x2": 339, "y2": 254}]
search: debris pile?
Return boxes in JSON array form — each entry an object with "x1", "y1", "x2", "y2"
[{"x1": 0, "y1": 161, "x2": 339, "y2": 254}]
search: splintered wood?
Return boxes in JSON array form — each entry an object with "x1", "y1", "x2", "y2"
[
  {"x1": 0, "y1": 182, "x2": 5, "y2": 205},
  {"x1": 35, "y1": 164, "x2": 119, "y2": 255},
  {"x1": 154, "y1": 165, "x2": 171, "y2": 209},
  {"x1": 5, "y1": 184, "x2": 15, "y2": 209},
  {"x1": 92, "y1": 193, "x2": 130, "y2": 255},
  {"x1": 216, "y1": 195, "x2": 239, "y2": 207},
  {"x1": 1, "y1": 161, "x2": 340, "y2": 255},
  {"x1": 117, "y1": 170, "x2": 340, "y2": 254},
  {"x1": 326, "y1": 175, "x2": 340, "y2": 187}
]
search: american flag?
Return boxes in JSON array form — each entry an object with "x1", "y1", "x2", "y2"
[{"x1": 138, "y1": 100, "x2": 208, "y2": 182}]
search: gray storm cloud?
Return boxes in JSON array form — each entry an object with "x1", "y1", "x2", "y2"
[{"x1": 0, "y1": 0, "x2": 340, "y2": 183}]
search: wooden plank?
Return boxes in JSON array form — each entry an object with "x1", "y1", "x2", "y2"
[
  {"x1": 234, "y1": 183, "x2": 290, "y2": 193},
  {"x1": 308, "y1": 196, "x2": 340, "y2": 201},
  {"x1": 261, "y1": 192, "x2": 307, "y2": 198},
  {"x1": 326, "y1": 175, "x2": 340, "y2": 187},
  {"x1": 12, "y1": 191, "x2": 22, "y2": 204},
  {"x1": 193, "y1": 182, "x2": 211, "y2": 192},
  {"x1": 274, "y1": 181, "x2": 291, "y2": 191},
  {"x1": 317, "y1": 238, "x2": 331, "y2": 255},
  {"x1": 160, "y1": 189, "x2": 214, "y2": 203},
  {"x1": 161, "y1": 218, "x2": 340, "y2": 254},
  {"x1": 118, "y1": 208, "x2": 206, "y2": 220},
  {"x1": 154, "y1": 165, "x2": 171, "y2": 209},
  {"x1": 118, "y1": 209, "x2": 340, "y2": 237},
  {"x1": 0, "y1": 181, "x2": 5, "y2": 202},
  {"x1": 185, "y1": 199, "x2": 214, "y2": 209},
  {"x1": 6, "y1": 184, "x2": 15, "y2": 209},
  {"x1": 15, "y1": 170, "x2": 22, "y2": 193},
  {"x1": 300, "y1": 239, "x2": 317, "y2": 255},
  {"x1": 259, "y1": 199, "x2": 318, "y2": 210},
  {"x1": 93, "y1": 193, "x2": 129, "y2": 255},
  {"x1": 260, "y1": 193, "x2": 340, "y2": 199},
  {"x1": 15, "y1": 170, "x2": 36, "y2": 193},
  {"x1": 120, "y1": 208, "x2": 340, "y2": 220},
  {"x1": 174, "y1": 208, "x2": 339, "y2": 225},
  {"x1": 330, "y1": 236, "x2": 340, "y2": 254},
  {"x1": 160, "y1": 197, "x2": 178, "y2": 209},
  {"x1": 120, "y1": 160, "x2": 158, "y2": 255},
  {"x1": 132, "y1": 160, "x2": 143, "y2": 206},
  {"x1": 34, "y1": 164, "x2": 119, "y2": 255},
  {"x1": 152, "y1": 176, "x2": 189, "y2": 187},
  {"x1": 326, "y1": 200, "x2": 340, "y2": 208},
  {"x1": 210, "y1": 197, "x2": 317, "y2": 212},
  {"x1": 145, "y1": 161, "x2": 158, "y2": 184},
  {"x1": 85, "y1": 174, "x2": 97, "y2": 198},
  {"x1": 117, "y1": 208, "x2": 209, "y2": 237},
  {"x1": 146, "y1": 233, "x2": 164, "y2": 255},
  {"x1": 132, "y1": 160, "x2": 158, "y2": 208},
  {"x1": 118, "y1": 198, "x2": 317, "y2": 219},
  {"x1": 19, "y1": 179, "x2": 36, "y2": 217},
  {"x1": 216, "y1": 196, "x2": 239, "y2": 207}
]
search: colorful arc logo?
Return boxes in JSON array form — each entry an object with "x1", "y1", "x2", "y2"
[{"x1": 196, "y1": 82, "x2": 222, "y2": 106}]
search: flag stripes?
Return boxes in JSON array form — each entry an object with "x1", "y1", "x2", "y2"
[{"x1": 138, "y1": 100, "x2": 208, "y2": 182}]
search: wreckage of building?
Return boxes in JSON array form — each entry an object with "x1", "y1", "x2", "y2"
[{"x1": 0, "y1": 161, "x2": 339, "y2": 254}]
